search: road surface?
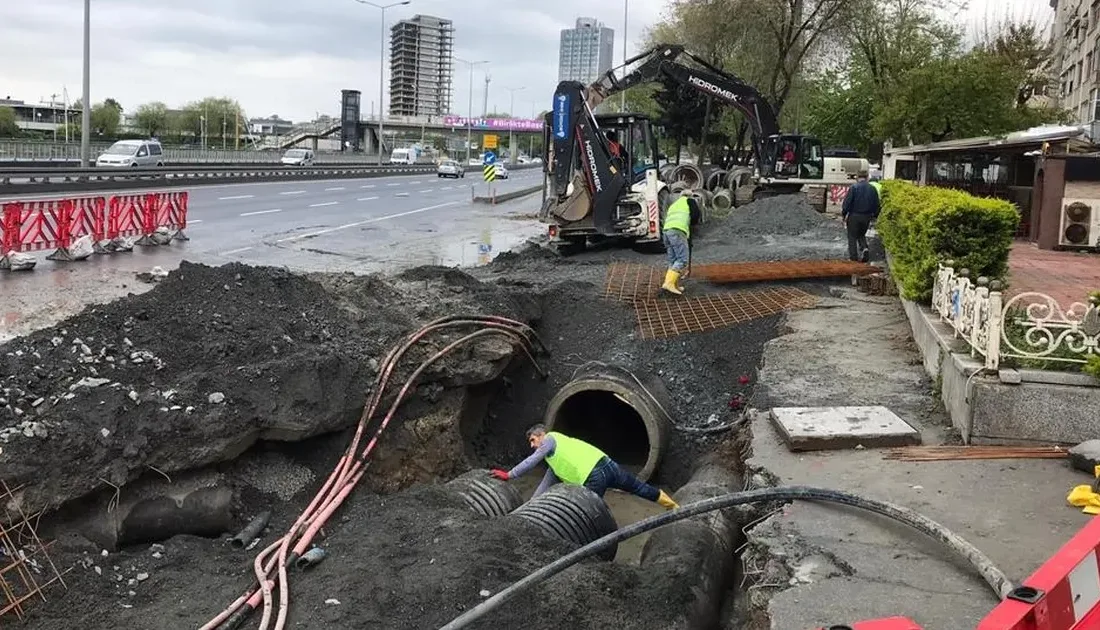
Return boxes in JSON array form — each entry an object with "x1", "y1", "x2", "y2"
[{"x1": 0, "y1": 169, "x2": 547, "y2": 341}]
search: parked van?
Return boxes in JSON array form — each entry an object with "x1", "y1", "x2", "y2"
[
  {"x1": 95, "y1": 139, "x2": 164, "y2": 168},
  {"x1": 393, "y1": 148, "x2": 425, "y2": 165},
  {"x1": 281, "y1": 148, "x2": 314, "y2": 166}
]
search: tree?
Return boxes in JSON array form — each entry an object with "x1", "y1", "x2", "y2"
[
  {"x1": 176, "y1": 97, "x2": 246, "y2": 146},
  {"x1": 90, "y1": 100, "x2": 122, "y2": 137},
  {"x1": 134, "y1": 102, "x2": 170, "y2": 137},
  {"x1": 0, "y1": 106, "x2": 18, "y2": 137},
  {"x1": 981, "y1": 20, "x2": 1055, "y2": 108},
  {"x1": 802, "y1": 69, "x2": 877, "y2": 154}
]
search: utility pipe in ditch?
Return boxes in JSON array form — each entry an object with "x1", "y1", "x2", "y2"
[
  {"x1": 543, "y1": 362, "x2": 672, "y2": 483},
  {"x1": 639, "y1": 462, "x2": 745, "y2": 629}
]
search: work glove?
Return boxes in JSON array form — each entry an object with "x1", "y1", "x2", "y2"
[{"x1": 489, "y1": 469, "x2": 510, "y2": 481}]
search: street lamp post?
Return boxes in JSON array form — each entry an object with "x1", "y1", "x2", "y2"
[
  {"x1": 80, "y1": 0, "x2": 91, "y2": 167},
  {"x1": 455, "y1": 57, "x2": 488, "y2": 165},
  {"x1": 504, "y1": 86, "x2": 524, "y2": 165},
  {"x1": 621, "y1": 0, "x2": 628, "y2": 113},
  {"x1": 355, "y1": 0, "x2": 411, "y2": 165}
]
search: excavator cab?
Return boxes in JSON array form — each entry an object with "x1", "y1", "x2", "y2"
[
  {"x1": 761, "y1": 134, "x2": 825, "y2": 181},
  {"x1": 598, "y1": 113, "x2": 661, "y2": 184}
]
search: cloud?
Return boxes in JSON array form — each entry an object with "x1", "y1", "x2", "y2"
[{"x1": 0, "y1": 0, "x2": 665, "y2": 122}]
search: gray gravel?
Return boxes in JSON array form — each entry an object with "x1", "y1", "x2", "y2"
[{"x1": 711, "y1": 196, "x2": 838, "y2": 237}]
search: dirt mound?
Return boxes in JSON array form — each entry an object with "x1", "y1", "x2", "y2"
[
  {"x1": 709, "y1": 195, "x2": 838, "y2": 237},
  {"x1": 0, "y1": 262, "x2": 538, "y2": 511}
]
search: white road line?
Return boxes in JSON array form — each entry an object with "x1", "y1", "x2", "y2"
[
  {"x1": 309, "y1": 201, "x2": 339, "y2": 207},
  {"x1": 240, "y1": 208, "x2": 283, "y2": 216},
  {"x1": 221, "y1": 246, "x2": 253, "y2": 255},
  {"x1": 189, "y1": 219, "x2": 204, "y2": 224},
  {"x1": 361, "y1": 184, "x2": 376, "y2": 189},
  {"x1": 410, "y1": 181, "x2": 422, "y2": 184},
  {"x1": 419, "y1": 189, "x2": 434, "y2": 193},
  {"x1": 358, "y1": 196, "x2": 379, "y2": 201},
  {"x1": 273, "y1": 201, "x2": 460, "y2": 243},
  {"x1": 395, "y1": 192, "x2": 410, "y2": 197},
  {"x1": 218, "y1": 194, "x2": 255, "y2": 200},
  {"x1": 441, "y1": 186, "x2": 453, "y2": 190},
  {"x1": 386, "y1": 183, "x2": 401, "y2": 187},
  {"x1": 325, "y1": 186, "x2": 346, "y2": 191},
  {"x1": 280, "y1": 190, "x2": 306, "y2": 195}
]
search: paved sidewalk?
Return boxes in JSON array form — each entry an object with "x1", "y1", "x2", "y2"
[
  {"x1": 742, "y1": 287, "x2": 1087, "y2": 629},
  {"x1": 1007, "y1": 241, "x2": 1099, "y2": 307}
]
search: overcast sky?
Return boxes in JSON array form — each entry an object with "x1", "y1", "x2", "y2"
[{"x1": 0, "y1": 0, "x2": 1049, "y2": 124}]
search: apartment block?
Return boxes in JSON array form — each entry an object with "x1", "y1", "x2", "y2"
[
  {"x1": 390, "y1": 14, "x2": 454, "y2": 118},
  {"x1": 558, "y1": 18, "x2": 615, "y2": 85},
  {"x1": 1050, "y1": 0, "x2": 1100, "y2": 129}
]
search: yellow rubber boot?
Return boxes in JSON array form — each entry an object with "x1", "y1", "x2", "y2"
[
  {"x1": 661, "y1": 270, "x2": 682, "y2": 295},
  {"x1": 657, "y1": 490, "x2": 679, "y2": 509}
]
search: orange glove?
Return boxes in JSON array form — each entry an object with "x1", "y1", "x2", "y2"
[{"x1": 489, "y1": 469, "x2": 510, "y2": 481}]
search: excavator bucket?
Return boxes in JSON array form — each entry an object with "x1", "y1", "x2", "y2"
[{"x1": 548, "y1": 175, "x2": 593, "y2": 222}]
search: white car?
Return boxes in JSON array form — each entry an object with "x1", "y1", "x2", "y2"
[
  {"x1": 494, "y1": 164, "x2": 509, "y2": 179},
  {"x1": 437, "y1": 160, "x2": 464, "y2": 178},
  {"x1": 281, "y1": 148, "x2": 314, "y2": 166},
  {"x1": 95, "y1": 139, "x2": 164, "y2": 168}
]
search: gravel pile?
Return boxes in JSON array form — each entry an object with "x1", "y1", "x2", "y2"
[{"x1": 709, "y1": 195, "x2": 839, "y2": 237}]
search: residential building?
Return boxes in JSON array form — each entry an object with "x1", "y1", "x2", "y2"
[
  {"x1": 1050, "y1": 0, "x2": 1100, "y2": 132},
  {"x1": 558, "y1": 18, "x2": 615, "y2": 84},
  {"x1": 390, "y1": 14, "x2": 454, "y2": 118}
]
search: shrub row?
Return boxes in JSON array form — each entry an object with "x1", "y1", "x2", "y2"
[{"x1": 876, "y1": 180, "x2": 1020, "y2": 302}]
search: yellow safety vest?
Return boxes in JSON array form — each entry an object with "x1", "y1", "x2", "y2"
[
  {"x1": 545, "y1": 431, "x2": 607, "y2": 485},
  {"x1": 663, "y1": 196, "x2": 691, "y2": 239},
  {"x1": 870, "y1": 181, "x2": 882, "y2": 197}
]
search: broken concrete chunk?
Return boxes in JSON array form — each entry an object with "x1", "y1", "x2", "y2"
[
  {"x1": 1069, "y1": 440, "x2": 1100, "y2": 474},
  {"x1": 71, "y1": 377, "x2": 112, "y2": 391},
  {"x1": 135, "y1": 572, "x2": 149, "y2": 582},
  {"x1": 208, "y1": 392, "x2": 226, "y2": 404}
]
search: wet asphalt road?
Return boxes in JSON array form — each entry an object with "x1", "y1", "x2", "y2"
[{"x1": 1, "y1": 168, "x2": 547, "y2": 273}]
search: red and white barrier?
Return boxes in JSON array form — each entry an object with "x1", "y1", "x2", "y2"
[{"x1": 0, "y1": 191, "x2": 189, "y2": 270}]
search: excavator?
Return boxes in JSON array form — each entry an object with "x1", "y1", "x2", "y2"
[{"x1": 540, "y1": 44, "x2": 860, "y2": 249}]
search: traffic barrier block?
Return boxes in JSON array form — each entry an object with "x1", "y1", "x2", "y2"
[
  {"x1": 147, "y1": 191, "x2": 189, "y2": 242},
  {"x1": 107, "y1": 194, "x2": 147, "y2": 241}
]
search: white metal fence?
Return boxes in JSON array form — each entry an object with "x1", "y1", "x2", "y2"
[{"x1": 931, "y1": 262, "x2": 1100, "y2": 370}]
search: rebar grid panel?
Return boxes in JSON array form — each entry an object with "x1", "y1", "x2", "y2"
[
  {"x1": 0, "y1": 480, "x2": 67, "y2": 621},
  {"x1": 635, "y1": 287, "x2": 818, "y2": 339},
  {"x1": 604, "y1": 262, "x2": 664, "y2": 304},
  {"x1": 692, "y1": 260, "x2": 878, "y2": 284}
]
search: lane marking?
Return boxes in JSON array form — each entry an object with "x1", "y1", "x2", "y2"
[
  {"x1": 324, "y1": 186, "x2": 345, "y2": 191},
  {"x1": 419, "y1": 189, "x2": 434, "y2": 193},
  {"x1": 280, "y1": 190, "x2": 306, "y2": 195},
  {"x1": 218, "y1": 194, "x2": 254, "y2": 200},
  {"x1": 441, "y1": 186, "x2": 453, "y2": 190},
  {"x1": 395, "y1": 192, "x2": 410, "y2": 197},
  {"x1": 189, "y1": 219, "x2": 204, "y2": 224},
  {"x1": 240, "y1": 208, "x2": 283, "y2": 216},
  {"x1": 361, "y1": 184, "x2": 376, "y2": 189},
  {"x1": 309, "y1": 201, "x2": 339, "y2": 207},
  {"x1": 358, "y1": 196, "x2": 379, "y2": 201},
  {"x1": 273, "y1": 201, "x2": 460, "y2": 243},
  {"x1": 221, "y1": 246, "x2": 253, "y2": 255},
  {"x1": 386, "y1": 183, "x2": 401, "y2": 187},
  {"x1": 410, "y1": 181, "x2": 422, "y2": 184}
]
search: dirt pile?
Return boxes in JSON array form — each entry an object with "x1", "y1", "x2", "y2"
[
  {"x1": 0, "y1": 262, "x2": 539, "y2": 511},
  {"x1": 709, "y1": 195, "x2": 838, "y2": 237}
]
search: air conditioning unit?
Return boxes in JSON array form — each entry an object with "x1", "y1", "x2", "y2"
[{"x1": 1058, "y1": 197, "x2": 1100, "y2": 248}]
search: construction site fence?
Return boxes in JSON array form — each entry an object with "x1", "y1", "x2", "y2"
[
  {"x1": 931, "y1": 263, "x2": 1100, "y2": 370},
  {"x1": 0, "y1": 191, "x2": 188, "y2": 267}
]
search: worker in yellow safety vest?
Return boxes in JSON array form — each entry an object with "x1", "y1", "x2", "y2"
[
  {"x1": 490, "y1": 424, "x2": 679, "y2": 509},
  {"x1": 660, "y1": 194, "x2": 702, "y2": 295}
]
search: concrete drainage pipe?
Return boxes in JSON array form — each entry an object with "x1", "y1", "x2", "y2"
[
  {"x1": 544, "y1": 363, "x2": 672, "y2": 483},
  {"x1": 711, "y1": 189, "x2": 733, "y2": 211},
  {"x1": 114, "y1": 486, "x2": 234, "y2": 549},
  {"x1": 671, "y1": 164, "x2": 704, "y2": 189},
  {"x1": 510, "y1": 484, "x2": 619, "y2": 560},
  {"x1": 446, "y1": 469, "x2": 524, "y2": 517}
]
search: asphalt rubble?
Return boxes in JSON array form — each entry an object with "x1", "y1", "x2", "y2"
[{"x1": 1, "y1": 193, "x2": 1062, "y2": 629}]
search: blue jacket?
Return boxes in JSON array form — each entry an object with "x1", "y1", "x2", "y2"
[{"x1": 842, "y1": 180, "x2": 881, "y2": 219}]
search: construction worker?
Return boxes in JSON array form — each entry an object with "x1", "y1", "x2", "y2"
[
  {"x1": 660, "y1": 194, "x2": 702, "y2": 295},
  {"x1": 490, "y1": 424, "x2": 679, "y2": 509},
  {"x1": 841, "y1": 170, "x2": 880, "y2": 263},
  {"x1": 869, "y1": 172, "x2": 883, "y2": 198}
]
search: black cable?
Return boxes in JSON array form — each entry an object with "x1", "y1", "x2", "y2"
[{"x1": 437, "y1": 485, "x2": 1013, "y2": 630}]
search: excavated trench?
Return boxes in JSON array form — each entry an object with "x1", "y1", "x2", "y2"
[{"x1": 4, "y1": 263, "x2": 777, "y2": 630}]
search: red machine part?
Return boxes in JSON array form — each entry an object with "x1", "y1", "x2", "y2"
[
  {"x1": 813, "y1": 618, "x2": 923, "y2": 629},
  {"x1": 978, "y1": 515, "x2": 1100, "y2": 630}
]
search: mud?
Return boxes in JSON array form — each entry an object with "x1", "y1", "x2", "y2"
[{"x1": 0, "y1": 193, "x2": 855, "y2": 629}]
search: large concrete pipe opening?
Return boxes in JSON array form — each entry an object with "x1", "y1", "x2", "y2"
[{"x1": 544, "y1": 363, "x2": 672, "y2": 482}]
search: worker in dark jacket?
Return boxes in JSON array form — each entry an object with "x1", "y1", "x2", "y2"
[
  {"x1": 841, "y1": 171, "x2": 880, "y2": 262},
  {"x1": 660, "y1": 194, "x2": 703, "y2": 295},
  {"x1": 490, "y1": 424, "x2": 679, "y2": 509}
]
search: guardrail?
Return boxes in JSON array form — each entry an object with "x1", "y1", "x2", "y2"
[{"x1": 0, "y1": 163, "x2": 542, "y2": 195}]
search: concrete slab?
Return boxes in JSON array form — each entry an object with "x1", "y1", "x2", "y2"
[
  {"x1": 770, "y1": 405, "x2": 921, "y2": 451},
  {"x1": 740, "y1": 289, "x2": 1088, "y2": 629}
]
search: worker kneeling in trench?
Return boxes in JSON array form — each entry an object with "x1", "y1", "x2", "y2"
[{"x1": 491, "y1": 424, "x2": 679, "y2": 509}]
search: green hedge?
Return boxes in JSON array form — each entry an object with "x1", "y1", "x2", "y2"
[{"x1": 876, "y1": 180, "x2": 1020, "y2": 302}]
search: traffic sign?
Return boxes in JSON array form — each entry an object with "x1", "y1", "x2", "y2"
[
  {"x1": 483, "y1": 164, "x2": 496, "y2": 182},
  {"x1": 482, "y1": 150, "x2": 496, "y2": 165},
  {"x1": 483, "y1": 134, "x2": 498, "y2": 149}
]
